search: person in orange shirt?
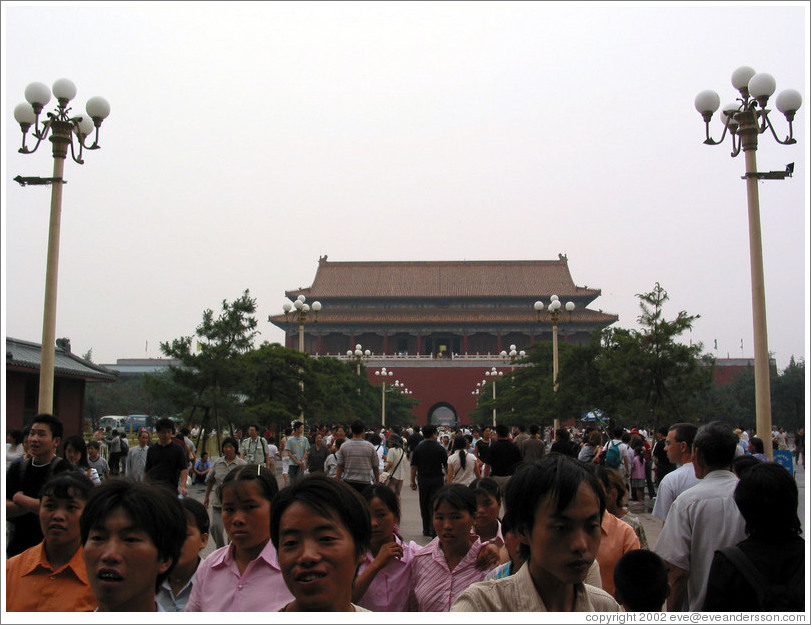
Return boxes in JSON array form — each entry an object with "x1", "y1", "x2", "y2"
[
  {"x1": 5, "y1": 471, "x2": 96, "y2": 611},
  {"x1": 584, "y1": 463, "x2": 641, "y2": 597}
]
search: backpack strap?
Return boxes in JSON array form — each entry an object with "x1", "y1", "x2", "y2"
[{"x1": 718, "y1": 546, "x2": 769, "y2": 607}]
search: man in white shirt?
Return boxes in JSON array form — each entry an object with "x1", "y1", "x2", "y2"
[
  {"x1": 654, "y1": 421, "x2": 746, "y2": 611},
  {"x1": 652, "y1": 423, "x2": 700, "y2": 522}
]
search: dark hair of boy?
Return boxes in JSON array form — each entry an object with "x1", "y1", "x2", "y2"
[
  {"x1": 613, "y1": 549, "x2": 670, "y2": 611},
  {"x1": 80, "y1": 479, "x2": 186, "y2": 590}
]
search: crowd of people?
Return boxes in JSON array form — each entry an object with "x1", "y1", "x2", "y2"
[{"x1": 4, "y1": 413, "x2": 805, "y2": 613}]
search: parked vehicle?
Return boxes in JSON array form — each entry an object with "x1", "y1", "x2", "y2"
[{"x1": 99, "y1": 414, "x2": 149, "y2": 435}]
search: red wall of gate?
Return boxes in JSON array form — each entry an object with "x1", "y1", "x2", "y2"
[{"x1": 365, "y1": 363, "x2": 507, "y2": 426}]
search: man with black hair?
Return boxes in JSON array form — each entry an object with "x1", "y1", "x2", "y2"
[
  {"x1": 409, "y1": 424, "x2": 447, "y2": 537},
  {"x1": 485, "y1": 424, "x2": 523, "y2": 490},
  {"x1": 285, "y1": 420, "x2": 310, "y2": 483},
  {"x1": 81, "y1": 479, "x2": 187, "y2": 611},
  {"x1": 240, "y1": 424, "x2": 271, "y2": 470},
  {"x1": 655, "y1": 420, "x2": 746, "y2": 611},
  {"x1": 6, "y1": 414, "x2": 72, "y2": 557},
  {"x1": 652, "y1": 426, "x2": 676, "y2": 486},
  {"x1": 452, "y1": 455, "x2": 620, "y2": 612},
  {"x1": 144, "y1": 418, "x2": 188, "y2": 498},
  {"x1": 652, "y1": 423, "x2": 700, "y2": 522},
  {"x1": 335, "y1": 419, "x2": 377, "y2": 493}
]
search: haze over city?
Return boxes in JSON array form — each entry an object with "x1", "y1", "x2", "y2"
[{"x1": 2, "y1": 2, "x2": 808, "y2": 372}]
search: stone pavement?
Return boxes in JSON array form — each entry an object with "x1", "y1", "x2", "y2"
[{"x1": 192, "y1": 454, "x2": 806, "y2": 559}]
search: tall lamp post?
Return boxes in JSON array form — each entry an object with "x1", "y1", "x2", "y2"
[
  {"x1": 282, "y1": 294, "x2": 322, "y2": 423},
  {"x1": 534, "y1": 296, "x2": 575, "y2": 393},
  {"x1": 13, "y1": 79, "x2": 110, "y2": 415},
  {"x1": 347, "y1": 343, "x2": 371, "y2": 376},
  {"x1": 694, "y1": 67, "x2": 801, "y2": 460},
  {"x1": 500, "y1": 344, "x2": 526, "y2": 369},
  {"x1": 534, "y1": 296, "x2": 575, "y2": 432},
  {"x1": 375, "y1": 367, "x2": 394, "y2": 426},
  {"x1": 485, "y1": 367, "x2": 503, "y2": 427}
]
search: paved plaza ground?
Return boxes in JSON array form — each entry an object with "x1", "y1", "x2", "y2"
[{"x1": 191, "y1": 455, "x2": 806, "y2": 559}]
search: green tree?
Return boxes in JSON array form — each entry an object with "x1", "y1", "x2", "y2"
[
  {"x1": 154, "y1": 290, "x2": 259, "y2": 435},
  {"x1": 771, "y1": 357, "x2": 805, "y2": 432},
  {"x1": 487, "y1": 284, "x2": 712, "y2": 432}
]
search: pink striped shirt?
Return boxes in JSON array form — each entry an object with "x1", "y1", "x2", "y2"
[
  {"x1": 356, "y1": 536, "x2": 420, "y2": 612},
  {"x1": 409, "y1": 537, "x2": 488, "y2": 612},
  {"x1": 185, "y1": 540, "x2": 294, "y2": 612}
]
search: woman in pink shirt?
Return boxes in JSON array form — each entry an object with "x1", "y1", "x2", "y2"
[
  {"x1": 185, "y1": 465, "x2": 293, "y2": 611},
  {"x1": 409, "y1": 484, "x2": 492, "y2": 611},
  {"x1": 353, "y1": 484, "x2": 422, "y2": 611}
]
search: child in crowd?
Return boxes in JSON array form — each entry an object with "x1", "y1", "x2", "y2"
[
  {"x1": 469, "y1": 477, "x2": 504, "y2": 546},
  {"x1": 613, "y1": 549, "x2": 670, "y2": 611},
  {"x1": 630, "y1": 442, "x2": 647, "y2": 504},
  {"x1": 156, "y1": 497, "x2": 209, "y2": 611},
  {"x1": 6, "y1": 471, "x2": 96, "y2": 611},
  {"x1": 324, "y1": 437, "x2": 344, "y2": 478},
  {"x1": 63, "y1": 435, "x2": 102, "y2": 486},
  {"x1": 86, "y1": 441, "x2": 111, "y2": 482},
  {"x1": 353, "y1": 483, "x2": 422, "y2": 611},
  {"x1": 409, "y1": 484, "x2": 493, "y2": 611}
]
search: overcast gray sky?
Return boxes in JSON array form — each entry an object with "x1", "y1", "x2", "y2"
[{"x1": 2, "y1": 2, "x2": 808, "y2": 372}]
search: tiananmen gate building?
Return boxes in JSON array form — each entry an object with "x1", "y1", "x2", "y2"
[{"x1": 269, "y1": 255, "x2": 618, "y2": 426}]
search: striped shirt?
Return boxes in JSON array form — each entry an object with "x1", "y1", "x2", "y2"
[
  {"x1": 335, "y1": 439, "x2": 377, "y2": 484},
  {"x1": 409, "y1": 537, "x2": 488, "y2": 612}
]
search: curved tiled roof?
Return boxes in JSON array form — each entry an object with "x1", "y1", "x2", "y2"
[
  {"x1": 6, "y1": 337, "x2": 118, "y2": 382},
  {"x1": 286, "y1": 257, "x2": 602, "y2": 299}
]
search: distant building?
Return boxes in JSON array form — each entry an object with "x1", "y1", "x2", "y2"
[
  {"x1": 99, "y1": 358, "x2": 181, "y2": 378},
  {"x1": 5, "y1": 336, "x2": 117, "y2": 437},
  {"x1": 268, "y1": 255, "x2": 618, "y2": 425},
  {"x1": 710, "y1": 357, "x2": 778, "y2": 386},
  {"x1": 269, "y1": 255, "x2": 618, "y2": 356}
]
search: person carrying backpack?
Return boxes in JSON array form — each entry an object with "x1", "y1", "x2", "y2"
[
  {"x1": 703, "y1": 462, "x2": 804, "y2": 611},
  {"x1": 601, "y1": 427, "x2": 630, "y2": 477}
]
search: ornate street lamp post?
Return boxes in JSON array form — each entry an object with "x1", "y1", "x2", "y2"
[
  {"x1": 283, "y1": 295, "x2": 321, "y2": 353},
  {"x1": 533, "y1": 296, "x2": 575, "y2": 393},
  {"x1": 282, "y1": 295, "x2": 321, "y2": 423},
  {"x1": 484, "y1": 367, "x2": 503, "y2": 427},
  {"x1": 347, "y1": 343, "x2": 371, "y2": 376},
  {"x1": 694, "y1": 67, "x2": 801, "y2": 460},
  {"x1": 13, "y1": 78, "x2": 110, "y2": 414},
  {"x1": 375, "y1": 367, "x2": 394, "y2": 427}
]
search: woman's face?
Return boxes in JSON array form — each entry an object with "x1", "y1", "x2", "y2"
[
  {"x1": 221, "y1": 480, "x2": 271, "y2": 555},
  {"x1": 315, "y1": 434, "x2": 323, "y2": 447},
  {"x1": 475, "y1": 493, "x2": 501, "y2": 527},
  {"x1": 433, "y1": 501, "x2": 475, "y2": 551},
  {"x1": 64, "y1": 443, "x2": 81, "y2": 465},
  {"x1": 368, "y1": 497, "x2": 397, "y2": 548},
  {"x1": 277, "y1": 502, "x2": 360, "y2": 611}
]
